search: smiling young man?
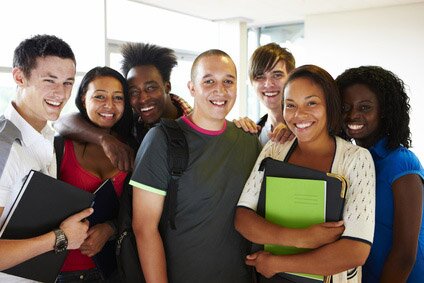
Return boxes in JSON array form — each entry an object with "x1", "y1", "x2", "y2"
[
  {"x1": 234, "y1": 43, "x2": 296, "y2": 145},
  {"x1": 130, "y1": 49, "x2": 261, "y2": 283},
  {"x1": 54, "y1": 43, "x2": 192, "y2": 171},
  {"x1": 250, "y1": 43, "x2": 295, "y2": 142},
  {"x1": 0, "y1": 34, "x2": 92, "y2": 282}
]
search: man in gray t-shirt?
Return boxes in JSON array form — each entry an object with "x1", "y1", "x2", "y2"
[{"x1": 130, "y1": 49, "x2": 261, "y2": 283}]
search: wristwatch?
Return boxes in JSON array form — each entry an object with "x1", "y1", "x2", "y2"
[{"x1": 53, "y1": 229, "x2": 68, "y2": 253}]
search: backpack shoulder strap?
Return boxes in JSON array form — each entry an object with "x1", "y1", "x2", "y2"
[
  {"x1": 0, "y1": 116, "x2": 22, "y2": 178},
  {"x1": 159, "y1": 118, "x2": 189, "y2": 230},
  {"x1": 54, "y1": 135, "x2": 65, "y2": 178}
]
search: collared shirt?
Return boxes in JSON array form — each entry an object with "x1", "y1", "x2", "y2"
[
  {"x1": 258, "y1": 118, "x2": 272, "y2": 146},
  {"x1": 0, "y1": 103, "x2": 56, "y2": 283},
  {"x1": 133, "y1": 93, "x2": 193, "y2": 145},
  {"x1": 363, "y1": 138, "x2": 424, "y2": 283},
  {"x1": 170, "y1": 93, "x2": 192, "y2": 117}
]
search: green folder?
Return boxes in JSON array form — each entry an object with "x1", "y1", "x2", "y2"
[{"x1": 264, "y1": 176, "x2": 326, "y2": 281}]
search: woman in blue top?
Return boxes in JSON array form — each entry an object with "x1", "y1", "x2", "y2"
[{"x1": 336, "y1": 66, "x2": 424, "y2": 282}]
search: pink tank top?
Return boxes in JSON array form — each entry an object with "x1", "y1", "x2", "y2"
[{"x1": 60, "y1": 139, "x2": 127, "y2": 272}]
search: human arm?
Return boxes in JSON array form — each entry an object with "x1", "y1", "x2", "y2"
[
  {"x1": 380, "y1": 174, "x2": 423, "y2": 282},
  {"x1": 132, "y1": 187, "x2": 167, "y2": 283},
  {"x1": 0, "y1": 207, "x2": 92, "y2": 270},
  {"x1": 235, "y1": 207, "x2": 344, "y2": 249},
  {"x1": 235, "y1": 140, "x2": 343, "y2": 249},
  {"x1": 54, "y1": 113, "x2": 134, "y2": 171},
  {"x1": 246, "y1": 238, "x2": 370, "y2": 278}
]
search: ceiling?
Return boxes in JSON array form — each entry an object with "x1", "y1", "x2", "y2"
[{"x1": 130, "y1": 0, "x2": 424, "y2": 26}]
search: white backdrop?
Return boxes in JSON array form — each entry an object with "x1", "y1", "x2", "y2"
[{"x1": 303, "y1": 3, "x2": 424, "y2": 160}]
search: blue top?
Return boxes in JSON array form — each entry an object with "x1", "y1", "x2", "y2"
[{"x1": 363, "y1": 138, "x2": 424, "y2": 283}]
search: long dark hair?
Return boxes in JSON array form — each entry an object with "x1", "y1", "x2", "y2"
[
  {"x1": 75, "y1": 66, "x2": 134, "y2": 141},
  {"x1": 336, "y1": 66, "x2": 411, "y2": 149}
]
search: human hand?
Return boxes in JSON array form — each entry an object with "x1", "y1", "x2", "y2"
[
  {"x1": 60, "y1": 208, "x2": 93, "y2": 250},
  {"x1": 79, "y1": 223, "x2": 114, "y2": 257},
  {"x1": 245, "y1": 251, "x2": 277, "y2": 278},
  {"x1": 233, "y1": 117, "x2": 261, "y2": 134},
  {"x1": 100, "y1": 135, "x2": 134, "y2": 172},
  {"x1": 301, "y1": 221, "x2": 345, "y2": 249},
  {"x1": 269, "y1": 123, "x2": 295, "y2": 144}
]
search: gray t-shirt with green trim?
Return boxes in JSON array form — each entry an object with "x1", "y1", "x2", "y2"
[{"x1": 130, "y1": 118, "x2": 261, "y2": 283}]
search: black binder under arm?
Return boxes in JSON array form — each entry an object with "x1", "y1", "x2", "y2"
[{"x1": 257, "y1": 157, "x2": 347, "y2": 222}]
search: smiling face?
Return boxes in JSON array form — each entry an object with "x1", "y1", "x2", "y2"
[
  {"x1": 342, "y1": 83, "x2": 381, "y2": 148},
  {"x1": 283, "y1": 77, "x2": 329, "y2": 144},
  {"x1": 13, "y1": 56, "x2": 76, "y2": 132},
  {"x1": 127, "y1": 65, "x2": 170, "y2": 125},
  {"x1": 82, "y1": 76, "x2": 125, "y2": 130},
  {"x1": 188, "y1": 54, "x2": 237, "y2": 130},
  {"x1": 252, "y1": 60, "x2": 288, "y2": 112}
]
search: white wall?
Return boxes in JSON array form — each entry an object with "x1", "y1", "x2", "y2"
[{"x1": 303, "y1": 3, "x2": 424, "y2": 160}]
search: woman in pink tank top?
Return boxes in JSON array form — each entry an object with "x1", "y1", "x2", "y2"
[{"x1": 56, "y1": 66, "x2": 136, "y2": 282}]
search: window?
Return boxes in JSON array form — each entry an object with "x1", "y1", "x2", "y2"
[
  {"x1": 0, "y1": 0, "x2": 105, "y2": 114},
  {"x1": 0, "y1": 0, "x2": 238, "y2": 116},
  {"x1": 0, "y1": 72, "x2": 15, "y2": 112},
  {"x1": 246, "y1": 23, "x2": 305, "y2": 121}
]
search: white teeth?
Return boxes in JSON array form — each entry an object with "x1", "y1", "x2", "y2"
[
  {"x1": 348, "y1": 124, "x2": 364, "y2": 130},
  {"x1": 141, "y1": 106, "x2": 154, "y2": 112},
  {"x1": 211, "y1": 100, "x2": 225, "y2": 106},
  {"x1": 100, "y1": 113, "x2": 113, "y2": 118},
  {"x1": 296, "y1": 122, "x2": 312, "y2": 129},
  {"x1": 45, "y1": 100, "x2": 61, "y2": 106},
  {"x1": 264, "y1": 92, "x2": 278, "y2": 97}
]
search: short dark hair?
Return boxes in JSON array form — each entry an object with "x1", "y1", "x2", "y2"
[
  {"x1": 190, "y1": 49, "x2": 235, "y2": 81},
  {"x1": 249, "y1": 43, "x2": 295, "y2": 81},
  {"x1": 13, "y1": 34, "x2": 76, "y2": 78},
  {"x1": 75, "y1": 66, "x2": 133, "y2": 140},
  {"x1": 121, "y1": 42, "x2": 177, "y2": 82},
  {"x1": 336, "y1": 66, "x2": 411, "y2": 149},
  {"x1": 284, "y1": 64, "x2": 342, "y2": 136}
]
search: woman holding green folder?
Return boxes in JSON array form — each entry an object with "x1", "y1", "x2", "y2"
[
  {"x1": 336, "y1": 66, "x2": 424, "y2": 283},
  {"x1": 235, "y1": 64, "x2": 376, "y2": 282}
]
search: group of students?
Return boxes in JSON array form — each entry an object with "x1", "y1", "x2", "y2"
[{"x1": 0, "y1": 34, "x2": 422, "y2": 283}]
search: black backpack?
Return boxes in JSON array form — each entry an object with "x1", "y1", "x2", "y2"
[{"x1": 115, "y1": 118, "x2": 189, "y2": 283}]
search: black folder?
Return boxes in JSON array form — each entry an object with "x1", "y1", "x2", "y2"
[
  {"x1": 0, "y1": 170, "x2": 94, "y2": 283},
  {"x1": 255, "y1": 157, "x2": 347, "y2": 283},
  {"x1": 88, "y1": 178, "x2": 119, "y2": 278}
]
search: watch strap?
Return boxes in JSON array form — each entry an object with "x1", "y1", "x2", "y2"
[{"x1": 53, "y1": 228, "x2": 68, "y2": 253}]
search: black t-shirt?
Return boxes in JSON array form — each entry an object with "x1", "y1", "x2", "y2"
[{"x1": 130, "y1": 118, "x2": 261, "y2": 283}]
